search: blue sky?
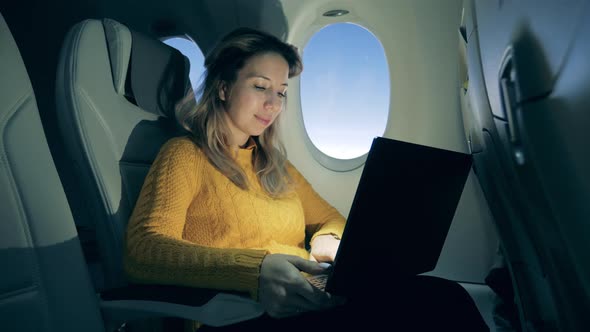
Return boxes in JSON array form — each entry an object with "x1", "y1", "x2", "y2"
[
  {"x1": 301, "y1": 23, "x2": 389, "y2": 159},
  {"x1": 165, "y1": 23, "x2": 389, "y2": 159}
]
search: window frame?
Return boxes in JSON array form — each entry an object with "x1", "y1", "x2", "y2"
[
  {"x1": 161, "y1": 34, "x2": 205, "y2": 92},
  {"x1": 296, "y1": 22, "x2": 390, "y2": 172}
]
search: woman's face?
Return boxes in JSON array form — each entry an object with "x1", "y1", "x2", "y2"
[{"x1": 220, "y1": 52, "x2": 289, "y2": 147}]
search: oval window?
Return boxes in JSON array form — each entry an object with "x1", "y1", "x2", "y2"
[{"x1": 300, "y1": 23, "x2": 390, "y2": 162}]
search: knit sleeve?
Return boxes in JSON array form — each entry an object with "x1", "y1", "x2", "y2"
[
  {"x1": 286, "y1": 162, "x2": 346, "y2": 244},
  {"x1": 124, "y1": 137, "x2": 267, "y2": 299}
]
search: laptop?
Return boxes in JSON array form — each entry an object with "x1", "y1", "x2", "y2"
[{"x1": 308, "y1": 136, "x2": 473, "y2": 298}]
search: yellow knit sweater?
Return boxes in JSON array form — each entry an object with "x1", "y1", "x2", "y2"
[{"x1": 124, "y1": 136, "x2": 346, "y2": 299}]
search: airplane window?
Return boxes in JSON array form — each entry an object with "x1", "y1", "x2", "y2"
[
  {"x1": 301, "y1": 23, "x2": 390, "y2": 161},
  {"x1": 162, "y1": 36, "x2": 205, "y2": 94}
]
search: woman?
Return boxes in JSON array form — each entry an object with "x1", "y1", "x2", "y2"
[{"x1": 124, "y1": 27, "x2": 488, "y2": 331}]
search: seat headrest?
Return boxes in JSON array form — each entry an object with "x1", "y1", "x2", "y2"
[{"x1": 102, "y1": 18, "x2": 191, "y2": 118}]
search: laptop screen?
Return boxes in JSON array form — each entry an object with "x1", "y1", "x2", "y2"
[{"x1": 325, "y1": 137, "x2": 473, "y2": 296}]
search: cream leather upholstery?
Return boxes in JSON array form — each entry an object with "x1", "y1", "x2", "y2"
[
  {"x1": 55, "y1": 18, "x2": 190, "y2": 290},
  {"x1": 0, "y1": 12, "x2": 104, "y2": 332}
]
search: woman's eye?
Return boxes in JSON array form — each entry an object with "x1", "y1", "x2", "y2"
[
  {"x1": 278, "y1": 92, "x2": 287, "y2": 98},
  {"x1": 254, "y1": 85, "x2": 266, "y2": 91}
]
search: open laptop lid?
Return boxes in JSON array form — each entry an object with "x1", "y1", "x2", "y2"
[{"x1": 325, "y1": 137, "x2": 473, "y2": 296}]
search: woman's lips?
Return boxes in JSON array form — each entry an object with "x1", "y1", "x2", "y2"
[{"x1": 255, "y1": 115, "x2": 271, "y2": 126}]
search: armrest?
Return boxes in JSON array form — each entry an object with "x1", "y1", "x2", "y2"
[{"x1": 98, "y1": 284, "x2": 264, "y2": 328}]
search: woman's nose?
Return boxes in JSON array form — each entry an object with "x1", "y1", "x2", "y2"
[{"x1": 264, "y1": 92, "x2": 283, "y2": 111}]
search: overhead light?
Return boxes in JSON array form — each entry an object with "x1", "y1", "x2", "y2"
[{"x1": 323, "y1": 9, "x2": 350, "y2": 17}]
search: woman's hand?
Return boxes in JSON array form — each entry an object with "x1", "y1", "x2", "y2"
[
  {"x1": 309, "y1": 235, "x2": 340, "y2": 263},
  {"x1": 258, "y1": 254, "x2": 344, "y2": 318}
]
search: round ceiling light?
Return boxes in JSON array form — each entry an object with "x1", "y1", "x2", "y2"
[{"x1": 323, "y1": 9, "x2": 350, "y2": 17}]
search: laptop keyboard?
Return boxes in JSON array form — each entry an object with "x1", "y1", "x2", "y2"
[{"x1": 307, "y1": 274, "x2": 328, "y2": 290}]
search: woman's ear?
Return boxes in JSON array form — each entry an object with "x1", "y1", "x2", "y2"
[{"x1": 218, "y1": 82, "x2": 227, "y2": 101}]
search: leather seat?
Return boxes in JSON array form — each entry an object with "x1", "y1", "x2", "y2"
[
  {"x1": 0, "y1": 11, "x2": 105, "y2": 332},
  {"x1": 55, "y1": 17, "x2": 191, "y2": 290},
  {"x1": 460, "y1": 1, "x2": 590, "y2": 330}
]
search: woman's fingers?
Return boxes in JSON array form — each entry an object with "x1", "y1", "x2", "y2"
[
  {"x1": 259, "y1": 254, "x2": 346, "y2": 318},
  {"x1": 309, "y1": 235, "x2": 340, "y2": 262},
  {"x1": 286, "y1": 255, "x2": 330, "y2": 275},
  {"x1": 289, "y1": 274, "x2": 345, "y2": 310}
]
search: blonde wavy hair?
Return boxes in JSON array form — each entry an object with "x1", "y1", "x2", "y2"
[{"x1": 176, "y1": 27, "x2": 303, "y2": 197}]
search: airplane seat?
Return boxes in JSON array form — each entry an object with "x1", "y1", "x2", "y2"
[
  {"x1": 0, "y1": 11, "x2": 105, "y2": 332},
  {"x1": 55, "y1": 17, "x2": 191, "y2": 291},
  {"x1": 460, "y1": 1, "x2": 590, "y2": 331},
  {"x1": 55, "y1": 18, "x2": 264, "y2": 328}
]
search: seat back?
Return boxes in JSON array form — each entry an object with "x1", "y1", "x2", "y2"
[
  {"x1": 0, "y1": 12, "x2": 104, "y2": 331},
  {"x1": 461, "y1": 1, "x2": 590, "y2": 330},
  {"x1": 55, "y1": 18, "x2": 191, "y2": 290}
]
